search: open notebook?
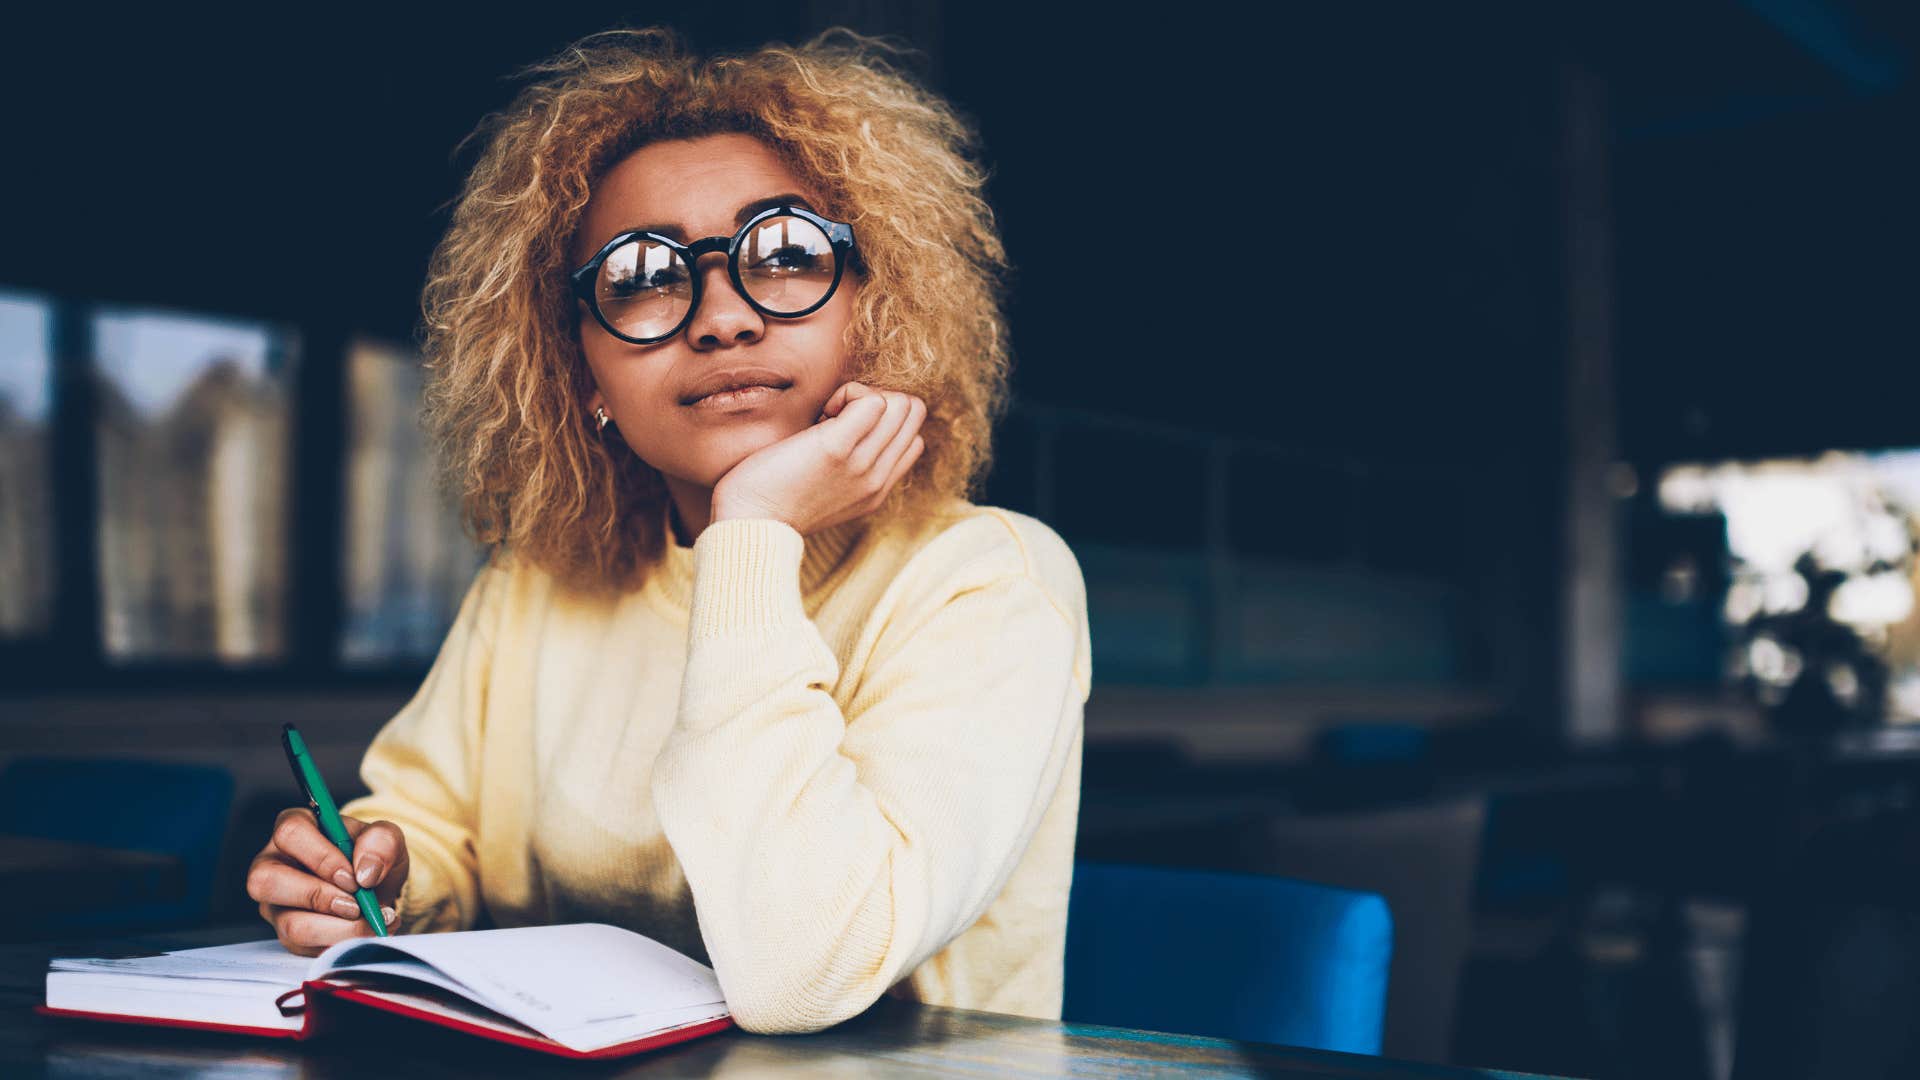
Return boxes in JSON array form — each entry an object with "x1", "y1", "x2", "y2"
[{"x1": 38, "y1": 923, "x2": 733, "y2": 1060}]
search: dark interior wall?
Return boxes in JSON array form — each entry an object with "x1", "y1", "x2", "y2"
[
  {"x1": 3, "y1": 3, "x2": 1570, "y2": 452},
  {"x1": 942, "y1": 4, "x2": 1568, "y2": 458},
  {"x1": 1608, "y1": 0, "x2": 1920, "y2": 465},
  {"x1": 1617, "y1": 90, "x2": 1920, "y2": 465}
]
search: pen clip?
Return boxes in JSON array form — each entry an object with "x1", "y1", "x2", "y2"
[{"x1": 280, "y1": 725, "x2": 321, "y2": 819}]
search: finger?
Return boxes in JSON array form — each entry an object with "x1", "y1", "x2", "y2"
[
  {"x1": 824, "y1": 394, "x2": 889, "y2": 457},
  {"x1": 246, "y1": 852, "x2": 363, "y2": 919},
  {"x1": 830, "y1": 381, "x2": 885, "y2": 419},
  {"x1": 863, "y1": 396, "x2": 923, "y2": 483},
  {"x1": 259, "y1": 895, "x2": 402, "y2": 938},
  {"x1": 820, "y1": 381, "x2": 868, "y2": 419},
  {"x1": 269, "y1": 906, "x2": 364, "y2": 956},
  {"x1": 349, "y1": 820, "x2": 409, "y2": 895},
  {"x1": 870, "y1": 398, "x2": 926, "y2": 481},
  {"x1": 825, "y1": 384, "x2": 883, "y2": 422},
  {"x1": 270, "y1": 808, "x2": 360, "y2": 897},
  {"x1": 820, "y1": 381, "x2": 854, "y2": 417},
  {"x1": 849, "y1": 393, "x2": 912, "y2": 472},
  {"x1": 878, "y1": 436, "x2": 926, "y2": 501},
  {"x1": 270, "y1": 904, "x2": 401, "y2": 956}
]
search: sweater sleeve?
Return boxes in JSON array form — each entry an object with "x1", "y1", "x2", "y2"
[
  {"x1": 651, "y1": 517, "x2": 1087, "y2": 1035},
  {"x1": 336, "y1": 557, "x2": 503, "y2": 934}
]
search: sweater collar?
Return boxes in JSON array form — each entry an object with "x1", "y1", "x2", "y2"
[{"x1": 649, "y1": 499, "x2": 870, "y2": 612}]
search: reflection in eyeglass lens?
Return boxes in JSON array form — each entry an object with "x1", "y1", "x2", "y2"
[
  {"x1": 741, "y1": 216, "x2": 834, "y2": 313},
  {"x1": 598, "y1": 239, "x2": 692, "y2": 340}
]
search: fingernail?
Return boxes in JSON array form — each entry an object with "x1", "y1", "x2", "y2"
[
  {"x1": 356, "y1": 860, "x2": 382, "y2": 887},
  {"x1": 381, "y1": 906, "x2": 398, "y2": 924},
  {"x1": 331, "y1": 897, "x2": 358, "y2": 919},
  {"x1": 333, "y1": 869, "x2": 357, "y2": 892}
]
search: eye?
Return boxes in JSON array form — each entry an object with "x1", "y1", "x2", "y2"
[
  {"x1": 750, "y1": 245, "x2": 823, "y2": 274},
  {"x1": 606, "y1": 266, "x2": 690, "y2": 296}
]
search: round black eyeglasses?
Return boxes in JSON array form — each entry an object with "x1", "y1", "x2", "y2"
[{"x1": 569, "y1": 204, "x2": 860, "y2": 345}]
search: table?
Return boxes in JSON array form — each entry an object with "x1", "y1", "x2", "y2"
[
  {"x1": 0, "y1": 835, "x2": 186, "y2": 929},
  {"x1": 4, "y1": 923, "x2": 1577, "y2": 1078}
]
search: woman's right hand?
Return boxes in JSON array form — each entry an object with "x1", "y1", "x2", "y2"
[
  {"x1": 247, "y1": 808, "x2": 409, "y2": 956},
  {"x1": 709, "y1": 381, "x2": 927, "y2": 535}
]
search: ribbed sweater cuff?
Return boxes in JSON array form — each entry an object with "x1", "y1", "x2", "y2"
[{"x1": 688, "y1": 518, "x2": 809, "y2": 639}]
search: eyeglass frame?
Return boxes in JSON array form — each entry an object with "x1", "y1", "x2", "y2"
[{"x1": 569, "y1": 203, "x2": 861, "y2": 345}]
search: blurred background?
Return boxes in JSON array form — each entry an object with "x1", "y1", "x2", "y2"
[{"x1": 3, "y1": 1, "x2": 1919, "y2": 1076}]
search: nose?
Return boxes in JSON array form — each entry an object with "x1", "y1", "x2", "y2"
[{"x1": 682, "y1": 250, "x2": 764, "y2": 349}]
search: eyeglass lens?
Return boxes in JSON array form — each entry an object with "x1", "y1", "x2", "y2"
[{"x1": 592, "y1": 213, "x2": 838, "y2": 340}]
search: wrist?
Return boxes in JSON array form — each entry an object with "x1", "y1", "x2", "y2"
[
  {"x1": 710, "y1": 496, "x2": 786, "y2": 529},
  {"x1": 687, "y1": 516, "x2": 810, "y2": 637}
]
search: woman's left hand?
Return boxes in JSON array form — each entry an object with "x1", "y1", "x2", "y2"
[{"x1": 710, "y1": 381, "x2": 927, "y2": 535}]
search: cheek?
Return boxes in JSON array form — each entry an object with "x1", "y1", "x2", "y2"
[
  {"x1": 806, "y1": 297, "x2": 861, "y2": 383},
  {"x1": 830, "y1": 288, "x2": 864, "y2": 373},
  {"x1": 577, "y1": 334, "x2": 620, "y2": 395}
]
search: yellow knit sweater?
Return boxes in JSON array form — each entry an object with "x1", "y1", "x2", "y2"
[{"x1": 336, "y1": 496, "x2": 1091, "y2": 1034}]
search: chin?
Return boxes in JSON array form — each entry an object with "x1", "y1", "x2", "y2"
[{"x1": 684, "y1": 426, "x2": 792, "y2": 482}]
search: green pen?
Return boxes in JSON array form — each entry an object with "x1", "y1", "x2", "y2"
[{"x1": 280, "y1": 722, "x2": 389, "y2": 936}]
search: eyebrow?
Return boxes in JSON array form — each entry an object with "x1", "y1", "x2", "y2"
[{"x1": 621, "y1": 193, "x2": 818, "y2": 242}]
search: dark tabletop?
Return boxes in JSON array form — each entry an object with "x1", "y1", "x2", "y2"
[{"x1": 7, "y1": 922, "x2": 1575, "y2": 1078}]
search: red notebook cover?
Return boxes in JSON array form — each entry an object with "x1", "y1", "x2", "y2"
[{"x1": 36, "y1": 978, "x2": 735, "y2": 1061}]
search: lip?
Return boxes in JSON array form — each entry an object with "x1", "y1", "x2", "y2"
[
  {"x1": 681, "y1": 367, "x2": 795, "y2": 406},
  {"x1": 684, "y1": 384, "x2": 788, "y2": 412}
]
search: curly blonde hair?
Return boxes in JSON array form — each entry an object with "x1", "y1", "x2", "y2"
[{"x1": 417, "y1": 24, "x2": 1014, "y2": 594}]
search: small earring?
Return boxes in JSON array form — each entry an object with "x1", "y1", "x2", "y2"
[{"x1": 594, "y1": 406, "x2": 610, "y2": 433}]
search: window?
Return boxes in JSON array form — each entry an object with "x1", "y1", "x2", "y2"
[
  {"x1": 1657, "y1": 451, "x2": 1920, "y2": 718},
  {"x1": 90, "y1": 307, "x2": 296, "y2": 663},
  {"x1": 0, "y1": 291, "x2": 56, "y2": 639},
  {"x1": 340, "y1": 337, "x2": 481, "y2": 664}
]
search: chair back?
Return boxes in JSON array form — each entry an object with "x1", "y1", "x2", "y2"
[
  {"x1": 1065, "y1": 861, "x2": 1392, "y2": 1053},
  {"x1": 1242, "y1": 797, "x2": 1486, "y2": 1063},
  {"x1": 0, "y1": 756, "x2": 234, "y2": 933}
]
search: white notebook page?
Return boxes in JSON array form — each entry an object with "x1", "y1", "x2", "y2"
[
  {"x1": 308, "y1": 923, "x2": 726, "y2": 1052},
  {"x1": 51, "y1": 939, "x2": 312, "y2": 985}
]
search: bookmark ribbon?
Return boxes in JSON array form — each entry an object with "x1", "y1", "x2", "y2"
[{"x1": 274, "y1": 988, "x2": 307, "y2": 1017}]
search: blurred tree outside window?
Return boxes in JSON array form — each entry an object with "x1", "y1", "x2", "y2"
[
  {"x1": 91, "y1": 307, "x2": 295, "y2": 663},
  {"x1": 339, "y1": 337, "x2": 481, "y2": 665},
  {"x1": 1658, "y1": 452, "x2": 1920, "y2": 728},
  {"x1": 0, "y1": 291, "x2": 56, "y2": 639}
]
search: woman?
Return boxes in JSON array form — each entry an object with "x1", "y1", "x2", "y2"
[{"x1": 243, "y1": 25, "x2": 1091, "y2": 1035}]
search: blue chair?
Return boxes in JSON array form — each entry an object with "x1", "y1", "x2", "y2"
[
  {"x1": 1064, "y1": 862, "x2": 1393, "y2": 1054},
  {"x1": 0, "y1": 756, "x2": 234, "y2": 934}
]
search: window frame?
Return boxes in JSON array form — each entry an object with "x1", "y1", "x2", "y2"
[{"x1": 0, "y1": 295, "x2": 437, "y2": 694}]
